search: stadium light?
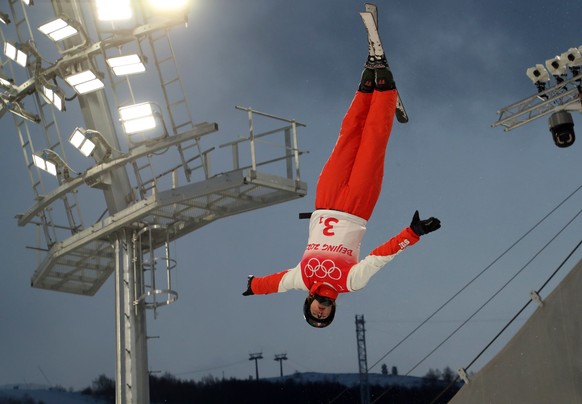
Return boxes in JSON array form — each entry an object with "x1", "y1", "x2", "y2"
[
  {"x1": 4, "y1": 42, "x2": 29, "y2": 67},
  {"x1": 0, "y1": 72, "x2": 14, "y2": 88},
  {"x1": 95, "y1": 0, "x2": 133, "y2": 21},
  {"x1": 32, "y1": 149, "x2": 72, "y2": 180},
  {"x1": 38, "y1": 17, "x2": 79, "y2": 42},
  {"x1": 69, "y1": 127, "x2": 112, "y2": 160},
  {"x1": 106, "y1": 54, "x2": 146, "y2": 76},
  {"x1": 119, "y1": 102, "x2": 157, "y2": 134},
  {"x1": 0, "y1": 12, "x2": 11, "y2": 24},
  {"x1": 64, "y1": 69, "x2": 104, "y2": 94},
  {"x1": 148, "y1": 0, "x2": 189, "y2": 11},
  {"x1": 38, "y1": 80, "x2": 65, "y2": 111}
]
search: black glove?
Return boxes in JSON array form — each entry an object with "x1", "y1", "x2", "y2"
[
  {"x1": 242, "y1": 275, "x2": 255, "y2": 296},
  {"x1": 410, "y1": 210, "x2": 441, "y2": 236}
]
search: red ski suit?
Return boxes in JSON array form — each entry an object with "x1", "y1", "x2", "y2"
[{"x1": 250, "y1": 89, "x2": 419, "y2": 300}]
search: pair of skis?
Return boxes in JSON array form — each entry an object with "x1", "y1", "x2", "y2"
[{"x1": 360, "y1": 3, "x2": 409, "y2": 124}]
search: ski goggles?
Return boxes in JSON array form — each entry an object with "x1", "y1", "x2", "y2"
[{"x1": 314, "y1": 294, "x2": 335, "y2": 307}]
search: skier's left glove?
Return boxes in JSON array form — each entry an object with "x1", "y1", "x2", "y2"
[
  {"x1": 242, "y1": 275, "x2": 255, "y2": 296},
  {"x1": 410, "y1": 210, "x2": 441, "y2": 236}
]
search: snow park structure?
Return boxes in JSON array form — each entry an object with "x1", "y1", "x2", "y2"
[{"x1": 0, "y1": 1, "x2": 306, "y2": 403}]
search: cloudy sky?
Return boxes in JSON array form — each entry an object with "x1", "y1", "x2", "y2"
[{"x1": 1, "y1": 0, "x2": 581, "y2": 391}]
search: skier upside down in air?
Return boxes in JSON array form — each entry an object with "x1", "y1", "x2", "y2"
[{"x1": 242, "y1": 59, "x2": 441, "y2": 328}]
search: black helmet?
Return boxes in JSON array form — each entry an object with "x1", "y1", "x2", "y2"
[{"x1": 303, "y1": 293, "x2": 336, "y2": 328}]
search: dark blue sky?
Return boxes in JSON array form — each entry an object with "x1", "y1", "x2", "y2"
[{"x1": 1, "y1": 0, "x2": 581, "y2": 389}]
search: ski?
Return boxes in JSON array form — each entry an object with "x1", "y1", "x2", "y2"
[{"x1": 360, "y1": 4, "x2": 409, "y2": 123}]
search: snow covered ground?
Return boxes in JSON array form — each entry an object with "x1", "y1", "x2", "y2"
[{"x1": 0, "y1": 384, "x2": 106, "y2": 404}]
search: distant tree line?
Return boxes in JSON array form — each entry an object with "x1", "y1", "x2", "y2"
[{"x1": 82, "y1": 367, "x2": 461, "y2": 404}]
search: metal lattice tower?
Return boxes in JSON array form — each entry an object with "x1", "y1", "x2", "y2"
[
  {"x1": 355, "y1": 314, "x2": 370, "y2": 404},
  {"x1": 1, "y1": 2, "x2": 307, "y2": 403}
]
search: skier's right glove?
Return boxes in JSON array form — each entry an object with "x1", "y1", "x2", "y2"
[
  {"x1": 410, "y1": 210, "x2": 441, "y2": 236},
  {"x1": 242, "y1": 275, "x2": 255, "y2": 296}
]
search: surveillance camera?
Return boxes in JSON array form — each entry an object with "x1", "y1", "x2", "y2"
[{"x1": 548, "y1": 110, "x2": 575, "y2": 148}]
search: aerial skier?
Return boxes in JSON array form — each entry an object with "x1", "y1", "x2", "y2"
[{"x1": 242, "y1": 4, "x2": 441, "y2": 328}]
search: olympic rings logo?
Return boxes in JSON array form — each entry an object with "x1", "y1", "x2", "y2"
[{"x1": 303, "y1": 258, "x2": 342, "y2": 280}]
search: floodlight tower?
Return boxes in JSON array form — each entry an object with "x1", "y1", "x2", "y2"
[
  {"x1": 1, "y1": 1, "x2": 307, "y2": 403},
  {"x1": 492, "y1": 46, "x2": 582, "y2": 148}
]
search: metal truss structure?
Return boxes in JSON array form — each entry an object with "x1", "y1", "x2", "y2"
[
  {"x1": 0, "y1": 1, "x2": 307, "y2": 402},
  {"x1": 492, "y1": 73, "x2": 582, "y2": 132}
]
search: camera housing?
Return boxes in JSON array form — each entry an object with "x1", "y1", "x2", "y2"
[{"x1": 548, "y1": 110, "x2": 575, "y2": 148}]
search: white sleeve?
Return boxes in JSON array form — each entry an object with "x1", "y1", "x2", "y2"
[
  {"x1": 346, "y1": 253, "x2": 401, "y2": 291},
  {"x1": 278, "y1": 264, "x2": 308, "y2": 292}
]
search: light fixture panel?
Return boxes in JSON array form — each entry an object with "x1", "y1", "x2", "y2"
[
  {"x1": 148, "y1": 0, "x2": 189, "y2": 11},
  {"x1": 119, "y1": 103, "x2": 154, "y2": 121},
  {"x1": 38, "y1": 18, "x2": 78, "y2": 41},
  {"x1": 75, "y1": 80, "x2": 105, "y2": 94},
  {"x1": 40, "y1": 83, "x2": 65, "y2": 111},
  {"x1": 106, "y1": 54, "x2": 146, "y2": 76},
  {"x1": 96, "y1": 0, "x2": 133, "y2": 21},
  {"x1": 69, "y1": 129, "x2": 85, "y2": 149},
  {"x1": 65, "y1": 70, "x2": 104, "y2": 95},
  {"x1": 122, "y1": 116, "x2": 156, "y2": 134},
  {"x1": 119, "y1": 102, "x2": 164, "y2": 138},
  {"x1": 0, "y1": 12, "x2": 11, "y2": 24},
  {"x1": 4, "y1": 42, "x2": 27, "y2": 67},
  {"x1": 33, "y1": 153, "x2": 58, "y2": 176},
  {"x1": 80, "y1": 139, "x2": 96, "y2": 157}
]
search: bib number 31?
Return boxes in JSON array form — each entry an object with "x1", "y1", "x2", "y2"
[{"x1": 320, "y1": 217, "x2": 339, "y2": 236}]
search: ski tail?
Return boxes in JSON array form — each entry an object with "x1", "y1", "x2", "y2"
[
  {"x1": 365, "y1": 3, "x2": 378, "y2": 26},
  {"x1": 361, "y1": 4, "x2": 409, "y2": 124},
  {"x1": 364, "y1": 3, "x2": 378, "y2": 61}
]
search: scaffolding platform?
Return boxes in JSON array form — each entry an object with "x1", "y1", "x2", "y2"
[{"x1": 30, "y1": 167, "x2": 307, "y2": 295}]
